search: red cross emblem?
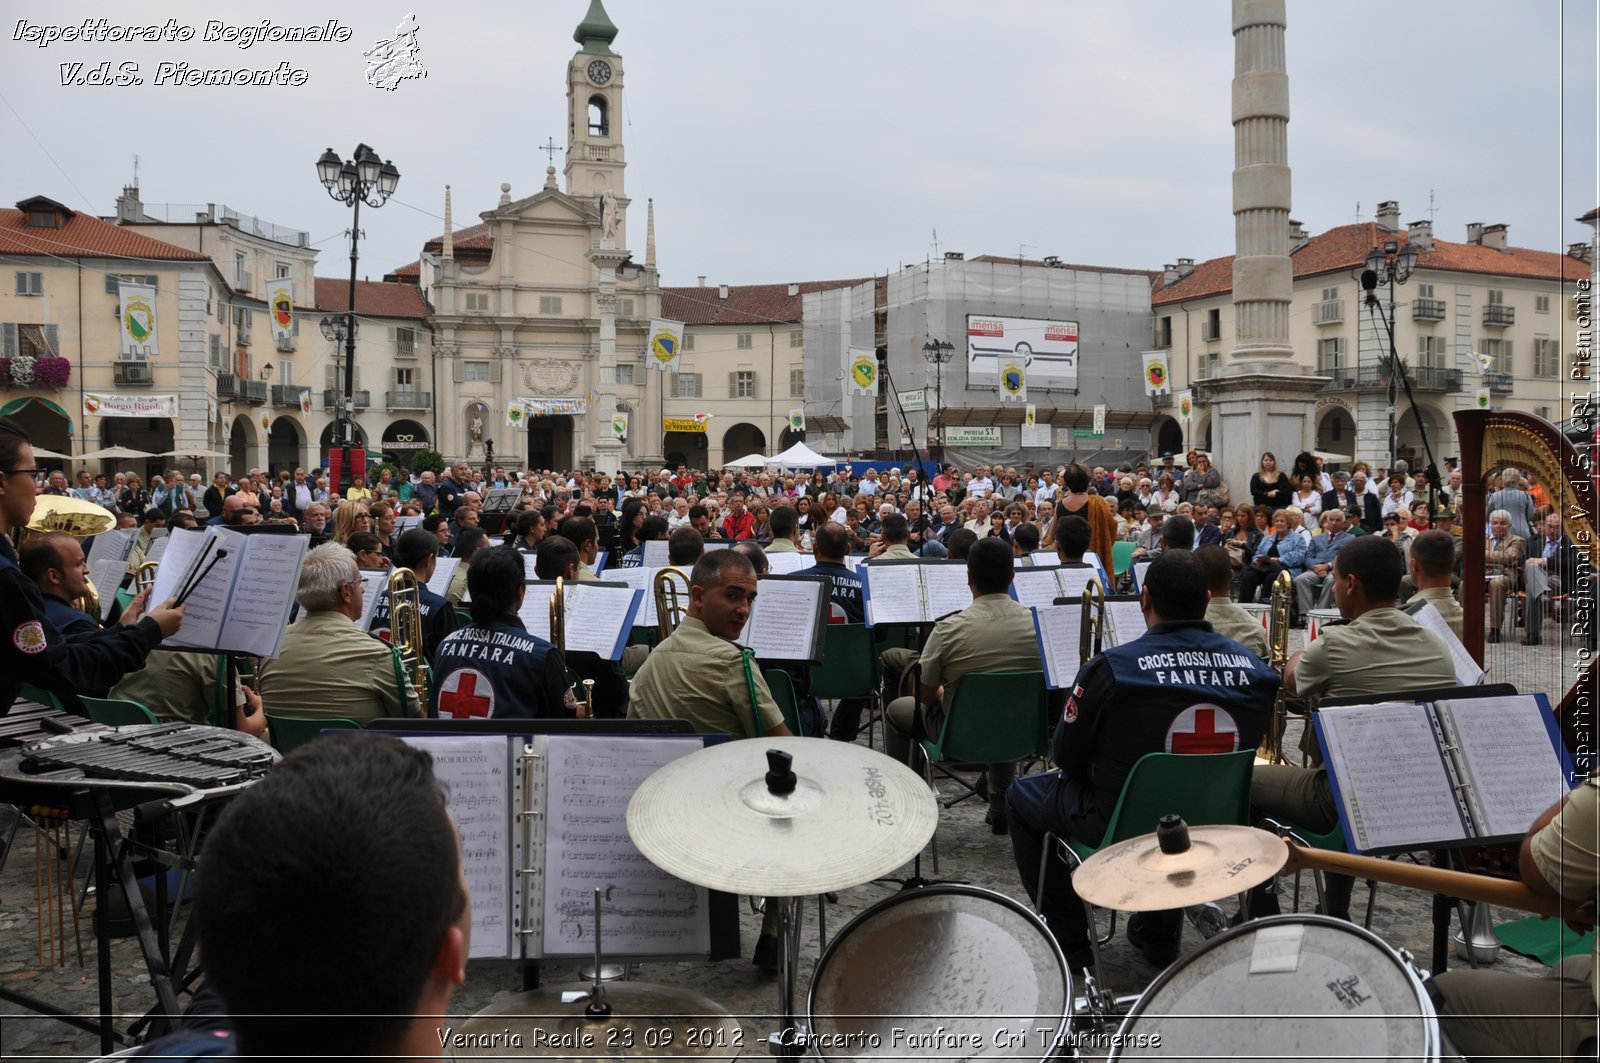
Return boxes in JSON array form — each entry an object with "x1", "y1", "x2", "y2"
[
  {"x1": 438, "y1": 668, "x2": 495, "y2": 719},
  {"x1": 1165, "y1": 704, "x2": 1239, "y2": 754}
]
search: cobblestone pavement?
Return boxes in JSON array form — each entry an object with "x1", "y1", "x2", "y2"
[{"x1": 0, "y1": 630, "x2": 1575, "y2": 1060}]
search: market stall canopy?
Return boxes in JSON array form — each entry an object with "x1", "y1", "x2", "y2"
[{"x1": 722, "y1": 452, "x2": 770, "y2": 468}]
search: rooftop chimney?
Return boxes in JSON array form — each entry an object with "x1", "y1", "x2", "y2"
[
  {"x1": 1375, "y1": 200, "x2": 1401, "y2": 233},
  {"x1": 1176, "y1": 258, "x2": 1196, "y2": 278},
  {"x1": 1569, "y1": 242, "x2": 1593, "y2": 262},
  {"x1": 1288, "y1": 218, "x2": 1309, "y2": 250},
  {"x1": 1481, "y1": 223, "x2": 1508, "y2": 251},
  {"x1": 1466, "y1": 222, "x2": 1485, "y2": 245},
  {"x1": 697, "y1": 275, "x2": 706, "y2": 287},
  {"x1": 1406, "y1": 218, "x2": 1433, "y2": 253},
  {"x1": 718, "y1": 284, "x2": 729, "y2": 299},
  {"x1": 787, "y1": 282, "x2": 799, "y2": 296}
]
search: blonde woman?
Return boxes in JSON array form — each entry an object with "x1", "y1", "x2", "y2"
[{"x1": 330, "y1": 500, "x2": 372, "y2": 546}]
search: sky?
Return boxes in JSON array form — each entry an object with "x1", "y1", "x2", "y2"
[{"x1": 2, "y1": 1, "x2": 1595, "y2": 291}]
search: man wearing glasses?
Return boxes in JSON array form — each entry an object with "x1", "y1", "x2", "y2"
[{"x1": 0, "y1": 416, "x2": 185, "y2": 714}]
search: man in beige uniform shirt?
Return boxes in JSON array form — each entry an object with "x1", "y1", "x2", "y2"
[
  {"x1": 257, "y1": 543, "x2": 417, "y2": 725},
  {"x1": 1401, "y1": 530, "x2": 1464, "y2": 641},
  {"x1": 883, "y1": 536, "x2": 1043, "y2": 833},
  {"x1": 112, "y1": 651, "x2": 267, "y2": 738},
  {"x1": 1196, "y1": 545, "x2": 1269, "y2": 659},
  {"x1": 1433, "y1": 776, "x2": 1599, "y2": 1061},
  {"x1": 866, "y1": 513, "x2": 918, "y2": 561}
]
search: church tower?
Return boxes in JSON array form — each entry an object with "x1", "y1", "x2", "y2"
[{"x1": 565, "y1": 0, "x2": 627, "y2": 244}]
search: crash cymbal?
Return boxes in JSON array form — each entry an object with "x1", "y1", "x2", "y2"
[
  {"x1": 1071, "y1": 820, "x2": 1286, "y2": 912},
  {"x1": 627, "y1": 737, "x2": 937, "y2": 896},
  {"x1": 448, "y1": 982, "x2": 740, "y2": 1061}
]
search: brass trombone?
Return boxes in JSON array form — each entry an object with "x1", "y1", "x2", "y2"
[
  {"x1": 654, "y1": 567, "x2": 691, "y2": 639},
  {"x1": 1259, "y1": 569, "x2": 1295, "y2": 764},
  {"x1": 1079, "y1": 577, "x2": 1106, "y2": 664},
  {"x1": 549, "y1": 577, "x2": 594, "y2": 718},
  {"x1": 388, "y1": 566, "x2": 429, "y2": 709}
]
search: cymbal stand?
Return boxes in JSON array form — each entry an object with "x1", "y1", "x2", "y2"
[{"x1": 757, "y1": 750, "x2": 809, "y2": 1060}]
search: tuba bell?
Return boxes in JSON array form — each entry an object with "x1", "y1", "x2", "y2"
[
  {"x1": 388, "y1": 566, "x2": 429, "y2": 709},
  {"x1": 17, "y1": 495, "x2": 117, "y2": 618},
  {"x1": 654, "y1": 567, "x2": 690, "y2": 639}
]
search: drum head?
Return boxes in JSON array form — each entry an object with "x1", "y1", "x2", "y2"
[
  {"x1": 1110, "y1": 914, "x2": 1437, "y2": 1061},
  {"x1": 808, "y1": 885, "x2": 1070, "y2": 1061}
]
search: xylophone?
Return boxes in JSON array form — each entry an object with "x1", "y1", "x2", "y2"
[{"x1": 0, "y1": 700, "x2": 109, "y2": 750}]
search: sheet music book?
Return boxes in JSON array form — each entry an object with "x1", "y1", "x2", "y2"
[
  {"x1": 90, "y1": 557, "x2": 126, "y2": 620},
  {"x1": 642, "y1": 539, "x2": 670, "y2": 568},
  {"x1": 402, "y1": 733, "x2": 716, "y2": 961},
  {"x1": 356, "y1": 568, "x2": 391, "y2": 631},
  {"x1": 764, "y1": 550, "x2": 811, "y2": 575},
  {"x1": 393, "y1": 514, "x2": 423, "y2": 540},
  {"x1": 1032, "y1": 603, "x2": 1085, "y2": 690},
  {"x1": 85, "y1": 528, "x2": 135, "y2": 571},
  {"x1": 516, "y1": 580, "x2": 642, "y2": 659},
  {"x1": 424, "y1": 557, "x2": 461, "y2": 599},
  {"x1": 1131, "y1": 560, "x2": 1152, "y2": 593},
  {"x1": 1102, "y1": 596, "x2": 1148, "y2": 648},
  {"x1": 860, "y1": 560, "x2": 973, "y2": 626},
  {"x1": 144, "y1": 534, "x2": 172, "y2": 567},
  {"x1": 735, "y1": 575, "x2": 829, "y2": 664},
  {"x1": 1408, "y1": 602, "x2": 1485, "y2": 686},
  {"x1": 1315, "y1": 693, "x2": 1573, "y2": 855},
  {"x1": 702, "y1": 541, "x2": 732, "y2": 552},
  {"x1": 146, "y1": 527, "x2": 307, "y2": 657},
  {"x1": 600, "y1": 566, "x2": 661, "y2": 629},
  {"x1": 1011, "y1": 564, "x2": 1099, "y2": 610},
  {"x1": 481, "y1": 487, "x2": 522, "y2": 514}
]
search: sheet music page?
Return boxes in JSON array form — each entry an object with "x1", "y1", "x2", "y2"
[
  {"x1": 522, "y1": 553, "x2": 539, "y2": 581},
  {"x1": 1033, "y1": 604, "x2": 1083, "y2": 690},
  {"x1": 516, "y1": 584, "x2": 556, "y2": 643},
  {"x1": 218, "y1": 534, "x2": 308, "y2": 657},
  {"x1": 162, "y1": 527, "x2": 246, "y2": 651},
  {"x1": 1104, "y1": 600, "x2": 1149, "y2": 648},
  {"x1": 1437, "y1": 696, "x2": 1570, "y2": 839},
  {"x1": 923, "y1": 563, "x2": 974, "y2": 620},
  {"x1": 355, "y1": 569, "x2": 390, "y2": 632},
  {"x1": 841, "y1": 554, "x2": 862, "y2": 572},
  {"x1": 393, "y1": 514, "x2": 422, "y2": 539},
  {"x1": 736, "y1": 576, "x2": 826, "y2": 661},
  {"x1": 1317, "y1": 702, "x2": 1468, "y2": 852},
  {"x1": 400, "y1": 736, "x2": 513, "y2": 959},
  {"x1": 1056, "y1": 566, "x2": 1099, "y2": 601},
  {"x1": 642, "y1": 540, "x2": 670, "y2": 568},
  {"x1": 1012, "y1": 567, "x2": 1070, "y2": 610},
  {"x1": 1408, "y1": 603, "x2": 1485, "y2": 686},
  {"x1": 764, "y1": 551, "x2": 811, "y2": 575},
  {"x1": 600, "y1": 566, "x2": 659, "y2": 628},
  {"x1": 424, "y1": 557, "x2": 460, "y2": 598},
  {"x1": 481, "y1": 487, "x2": 521, "y2": 514},
  {"x1": 562, "y1": 583, "x2": 640, "y2": 659},
  {"x1": 144, "y1": 534, "x2": 171, "y2": 566},
  {"x1": 541, "y1": 735, "x2": 709, "y2": 957},
  {"x1": 85, "y1": 528, "x2": 134, "y2": 570},
  {"x1": 862, "y1": 564, "x2": 925, "y2": 626},
  {"x1": 1132, "y1": 561, "x2": 1152, "y2": 591},
  {"x1": 147, "y1": 528, "x2": 209, "y2": 607},
  {"x1": 90, "y1": 558, "x2": 124, "y2": 620}
]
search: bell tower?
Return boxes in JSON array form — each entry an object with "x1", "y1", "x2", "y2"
[{"x1": 565, "y1": 0, "x2": 627, "y2": 242}]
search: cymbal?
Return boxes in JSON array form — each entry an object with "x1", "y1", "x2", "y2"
[
  {"x1": 448, "y1": 982, "x2": 740, "y2": 1061},
  {"x1": 1071, "y1": 824, "x2": 1286, "y2": 911},
  {"x1": 627, "y1": 737, "x2": 937, "y2": 896}
]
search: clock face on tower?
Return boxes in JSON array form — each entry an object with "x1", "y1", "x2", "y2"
[{"x1": 586, "y1": 59, "x2": 613, "y2": 85}]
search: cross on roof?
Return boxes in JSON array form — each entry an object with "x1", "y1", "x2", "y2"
[{"x1": 540, "y1": 137, "x2": 560, "y2": 166}]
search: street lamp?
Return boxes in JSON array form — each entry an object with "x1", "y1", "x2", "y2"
[
  {"x1": 922, "y1": 338, "x2": 955, "y2": 461},
  {"x1": 1360, "y1": 239, "x2": 1419, "y2": 468},
  {"x1": 316, "y1": 144, "x2": 398, "y2": 493}
]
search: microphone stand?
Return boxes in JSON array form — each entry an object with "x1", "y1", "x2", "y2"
[{"x1": 1363, "y1": 281, "x2": 1444, "y2": 527}]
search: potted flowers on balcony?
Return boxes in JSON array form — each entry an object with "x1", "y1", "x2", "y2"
[{"x1": 0, "y1": 355, "x2": 72, "y2": 390}]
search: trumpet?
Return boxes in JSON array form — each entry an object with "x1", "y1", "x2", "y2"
[
  {"x1": 1080, "y1": 577, "x2": 1106, "y2": 664},
  {"x1": 388, "y1": 566, "x2": 429, "y2": 709},
  {"x1": 1259, "y1": 568, "x2": 1295, "y2": 764},
  {"x1": 654, "y1": 567, "x2": 690, "y2": 639}
]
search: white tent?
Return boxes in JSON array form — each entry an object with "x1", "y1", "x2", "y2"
[
  {"x1": 722, "y1": 452, "x2": 770, "y2": 468},
  {"x1": 765, "y1": 441, "x2": 840, "y2": 469}
]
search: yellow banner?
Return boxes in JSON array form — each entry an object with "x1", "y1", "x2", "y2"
[{"x1": 663, "y1": 417, "x2": 708, "y2": 434}]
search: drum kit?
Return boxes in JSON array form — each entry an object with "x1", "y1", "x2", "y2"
[{"x1": 446, "y1": 737, "x2": 1524, "y2": 1061}]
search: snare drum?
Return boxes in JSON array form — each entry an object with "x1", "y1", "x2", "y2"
[
  {"x1": 1107, "y1": 914, "x2": 1440, "y2": 1061},
  {"x1": 1238, "y1": 602, "x2": 1270, "y2": 632},
  {"x1": 1306, "y1": 608, "x2": 1342, "y2": 642},
  {"x1": 808, "y1": 885, "x2": 1075, "y2": 1061}
]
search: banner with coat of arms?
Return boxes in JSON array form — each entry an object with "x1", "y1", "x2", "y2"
[
  {"x1": 506, "y1": 400, "x2": 527, "y2": 429},
  {"x1": 118, "y1": 281, "x2": 158, "y2": 358},
  {"x1": 788, "y1": 408, "x2": 806, "y2": 433},
  {"x1": 1474, "y1": 387, "x2": 1492, "y2": 410},
  {"x1": 610, "y1": 411, "x2": 629, "y2": 439},
  {"x1": 1141, "y1": 351, "x2": 1170, "y2": 395},
  {"x1": 267, "y1": 279, "x2": 295, "y2": 346},
  {"x1": 648, "y1": 319, "x2": 685, "y2": 371},
  {"x1": 999, "y1": 362, "x2": 1027, "y2": 403},
  {"x1": 846, "y1": 347, "x2": 878, "y2": 396}
]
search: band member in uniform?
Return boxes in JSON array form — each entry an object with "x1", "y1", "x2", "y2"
[
  {"x1": 430, "y1": 545, "x2": 570, "y2": 720},
  {"x1": 1007, "y1": 550, "x2": 1278, "y2": 969},
  {"x1": 20, "y1": 532, "x2": 102, "y2": 641},
  {"x1": 111, "y1": 650, "x2": 267, "y2": 738},
  {"x1": 1196, "y1": 544, "x2": 1270, "y2": 659},
  {"x1": 798, "y1": 522, "x2": 870, "y2": 741},
  {"x1": 556, "y1": 516, "x2": 604, "y2": 579},
  {"x1": 368, "y1": 528, "x2": 464, "y2": 667},
  {"x1": 534, "y1": 535, "x2": 628, "y2": 717},
  {"x1": 258, "y1": 543, "x2": 418, "y2": 725},
  {"x1": 1401, "y1": 529, "x2": 1465, "y2": 641},
  {"x1": 512, "y1": 509, "x2": 547, "y2": 553},
  {"x1": 0, "y1": 416, "x2": 184, "y2": 713},
  {"x1": 667, "y1": 527, "x2": 705, "y2": 567}
]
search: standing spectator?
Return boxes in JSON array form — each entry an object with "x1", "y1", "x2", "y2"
[
  {"x1": 1486, "y1": 467, "x2": 1537, "y2": 541},
  {"x1": 1249, "y1": 452, "x2": 1292, "y2": 514},
  {"x1": 1182, "y1": 453, "x2": 1222, "y2": 506},
  {"x1": 201, "y1": 471, "x2": 233, "y2": 522}
]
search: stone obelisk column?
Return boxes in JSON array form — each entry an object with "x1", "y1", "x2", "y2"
[{"x1": 1200, "y1": 0, "x2": 1326, "y2": 494}]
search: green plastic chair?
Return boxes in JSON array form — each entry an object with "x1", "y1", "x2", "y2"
[
  {"x1": 265, "y1": 714, "x2": 362, "y2": 755},
  {"x1": 18, "y1": 683, "x2": 65, "y2": 712},
  {"x1": 761, "y1": 667, "x2": 805, "y2": 736},
  {"x1": 1039, "y1": 749, "x2": 1256, "y2": 992},
  {"x1": 1110, "y1": 541, "x2": 1138, "y2": 583},
  {"x1": 810, "y1": 624, "x2": 879, "y2": 746},
  {"x1": 78, "y1": 696, "x2": 159, "y2": 727}
]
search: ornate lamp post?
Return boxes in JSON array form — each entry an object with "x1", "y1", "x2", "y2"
[
  {"x1": 316, "y1": 144, "x2": 398, "y2": 493},
  {"x1": 921, "y1": 338, "x2": 955, "y2": 462},
  {"x1": 1361, "y1": 239, "x2": 1419, "y2": 468}
]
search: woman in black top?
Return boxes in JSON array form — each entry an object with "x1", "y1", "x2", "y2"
[{"x1": 1249, "y1": 451, "x2": 1292, "y2": 514}]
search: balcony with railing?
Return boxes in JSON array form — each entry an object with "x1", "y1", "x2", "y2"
[
  {"x1": 1321, "y1": 366, "x2": 1464, "y2": 394},
  {"x1": 385, "y1": 390, "x2": 432, "y2": 410},
  {"x1": 216, "y1": 371, "x2": 241, "y2": 401},
  {"x1": 272, "y1": 385, "x2": 311, "y2": 408},
  {"x1": 1313, "y1": 299, "x2": 1344, "y2": 325},
  {"x1": 1483, "y1": 304, "x2": 1515, "y2": 327},
  {"x1": 324, "y1": 389, "x2": 371, "y2": 410},
  {"x1": 112, "y1": 361, "x2": 153, "y2": 386},
  {"x1": 1412, "y1": 298, "x2": 1446, "y2": 322},
  {"x1": 240, "y1": 380, "x2": 268, "y2": 405},
  {"x1": 1486, "y1": 372, "x2": 1515, "y2": 393}
]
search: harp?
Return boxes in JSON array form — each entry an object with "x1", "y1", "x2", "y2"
[{"x1": 1456, "y1": 409, "x2": 1597, "y2": 764}]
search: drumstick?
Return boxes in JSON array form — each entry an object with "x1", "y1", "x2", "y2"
[
  {"x1": 1284, "y1": 841, "x2": 1584, "y2": 923},
  {"x1": 33, "y1": 807, "x2": 43, "y2": 965}
]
